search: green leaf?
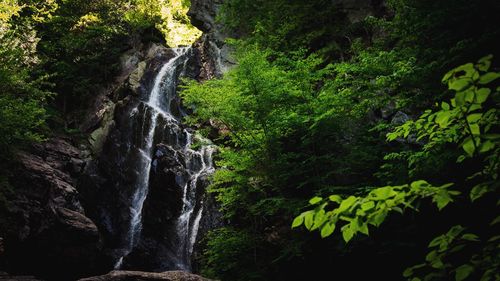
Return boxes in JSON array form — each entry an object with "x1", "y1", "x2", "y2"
[
  {"x1": 466, "y1": 113, "x2": 482, "y2": 123},
  {"x1": 479, "y1": 140, "x2": 495, "y2": 153},
  {"x1": 455, "y1": 264, "x2": 474, "y2": 281},
  {"x1": 488, "y1": 235, "x2": 500, "y2": 242},
  {"x1": 320, "y1": 222, "x2": 335, "y2": 238},
  {"x1": 425, "y1": 250, "x2": 438, "y2": 262},
  {"x1": 468, "y1": 104, "x2": 482, "y2": 112},
  {"x1": 369, "y1": 210, "x2": 388, "y2": 226},
  {"x1": 304, "y1": 211, "x2": 314, "y2": 230},
  {"x1": 456, "y1": 155, "x2": 466, "y2": 163},
  {"x1": 482, "y1": 134, "x2": 500, "y2": 140},
  {"x1": 447, "y1": 225, "x2": 465, "y2": 238},
  {"x1": 361, "y1": 201, "x2": 375, "y2": 211},
  {"x1": 411, "y1": 180, "x2": 430, "y2": 189},
  {"x1": 462, "y1": 137, "x2": 475, "y2": 157},
  {"x1": 431, "y1": 258, "x2": 445, "y2": 269},
  {"x1": 441, "y1": 102, "x2": 450, "y2": 110},
  {"x1": 336, "y1": 196, "x2": 357, "y2": 213},
  {"x1": 429, "y1": 236, "x2": 444, "y2": 247},
  {"x1": 464, "y1": 89, "x2": 475, "y2": 103},
  {"x1": 392, "y1": 206, "x2": 403, "y2": 214},
  {"x1": 490, "y1": 216, "x2": 500, "y2": 226},
  {"x1": 370, "y1": 186, "x2": 396, "y2": 200},
  {"x1": 403, "y1": 268, "x2": 413, "y2": 278},
  {"x1": 341, "y1": 224, "x2": 354, "y2": 242},
  {"x1": 469, "y1": 123, "x2": 480, "y2": 135},
  {"x1": 455, "y1": 91, "x2": 466, "y2": 106},
  {"x1": 435, "y1": 111, "x2": 451, "y2": 128},
  {"x1": 387, "y1": 132, "x2": 398, "y2": 141},
  {"x1": 311, "y1": 209, "x2": 326, "y2": 230},
  {"x1": 291, "y1": 214, "x2": 304, "y2": 228},
  {"x1": 328, "y1": 195, "x2": 342, "y2": 203},
  {"x1": 461, "y1": 233, "x2": 479, "y2": 241},
  {"x1": 479, "y1": 72, "x2": 500, "y2": 84},
  {"x1": 449, "y1": 78, "x2": 470, "y2": 91},
  {"x1": 475, "y1": 88, "x2": 491, "y2": 103},
  {"x1": 470, "y1": 184, "x2": 493, "y2": 201},
  {"x1": 309, "y1": 196, "x2": 322, "y2": 205},
  {"x1": 476, "y1": 55, "x2": 493, "y2": 71},
  {"x1": 359, "y1": 222, "x2": 369, "y2": 235},
  {"x1": 433, "y1": 190, "x2": 453, "y2": 210},
  {"x1": 442, "y1": 69, "x2": 455, "y2": 83}
]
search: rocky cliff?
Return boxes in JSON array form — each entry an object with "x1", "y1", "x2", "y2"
[
  {"x1": 0, "y1": 1, "x2": 230, "y2": 279},
  {"x1": 0, "y1": 138, "x2": 103, "y2": 280}
]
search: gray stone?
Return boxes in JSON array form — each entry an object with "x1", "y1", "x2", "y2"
[{"x1": 78, "y1": 270, "x2": 214, "y2": 281}]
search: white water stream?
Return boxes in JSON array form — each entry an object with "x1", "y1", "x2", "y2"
[{"x1": 114, "y1": 47, "x2": 214, "y2": 271}]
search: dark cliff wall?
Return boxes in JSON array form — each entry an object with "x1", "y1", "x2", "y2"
[{"x1": 0, "y1": 138, "x2": 104, "y2": 280}]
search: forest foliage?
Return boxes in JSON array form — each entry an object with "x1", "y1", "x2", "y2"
[{"x1": 181, "y1": 0, "x2": 500, "y2": 280}]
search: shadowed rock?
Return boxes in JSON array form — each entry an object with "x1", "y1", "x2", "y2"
[{"x1": 78, "y1": 270, "x2": 213, "y2": 281}]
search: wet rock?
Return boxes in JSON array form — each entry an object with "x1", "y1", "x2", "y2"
[
  {"x1": 123, "y1": 144, "x2": 189, "y2": 271},
  {"x1": 78, "y1": 270, "x2": 213, "y2": 281},
  {"x1": 144, "y1": 144, "x2": 187, "y2": 235}
]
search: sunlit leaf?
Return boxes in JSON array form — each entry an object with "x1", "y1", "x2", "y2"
[
  {"x1": 479, "y1": 72, "x2": 500, "y2": 84},
  {"x1": 449, "y1": 78, "x2": 470, "y2": 91},
  {"x1": 292, "y1": 214, "x2": 304, "y2": 228},
  {"x1": 475, "y1": 88, "x2": 491, "y2": 103},
  {"x1": 466, "y1": 113, "x2": 482, "y2": 123},
  {"x1": 341, "y1": 224, "x2": 354, "y2": 242},
  {"x1": 309, "y1": 196, "x2": 322, "y2": 205},
  {"x1": 336, "y1": 196, "x2": 357, "y2": 213},
  {"x1": 462, "y1": 137, "x2": 475, "y2": 157},
  {"x1": 361, "y1": 201, "x2": 375, "y2": 211},
  {"x1": 320, "y1": 222, "x2": 335, "y2": 238},
  {"x1": 328, "y1": 195, "x2": 342, "y2": 203},
  {"x1": 304, "y1": 211, "x2": 314, "y2": 230}
]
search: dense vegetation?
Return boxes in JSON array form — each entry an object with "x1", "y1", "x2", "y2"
[{"x1": 182, "y1": 0, "x2": 500, "y2": 280}]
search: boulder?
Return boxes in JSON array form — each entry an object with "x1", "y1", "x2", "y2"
[{"x1": 79, "y1": 270, "x2": 213, "y2": 281}]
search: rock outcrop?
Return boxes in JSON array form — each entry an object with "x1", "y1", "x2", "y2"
[
  {"x1": 189, "y1": 0, "x2": 235, "y2": 80},
  {"x1": 78, "y1": 270, "x2": 213, "y2": 281},
  {"x1": 79, "y1": 41, "x2": 210, "y2": 271},
  {"x1": 0, "y1": 138, "x2": 103, "y2": 280}
]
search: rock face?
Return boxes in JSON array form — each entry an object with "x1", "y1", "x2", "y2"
[
  {"x1": 79, "y1": 40, "x2": 218, "y2": 272},
  {"x1": 0, "y1": 138, "x2": 103, "y2": 280},
  {"x1": 78, "y1": 270, "x2": 213, "y2": 281},
  {"x1": 79, "y1": 44, "x2": 181, "y2": 269},
  {"x1": 189, "y1": 0, "x2": 235, "y2": 80}
]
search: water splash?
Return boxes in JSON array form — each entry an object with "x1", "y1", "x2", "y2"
[{"x1": 115, "y1": 47, "x2": 214, "y2": 270}]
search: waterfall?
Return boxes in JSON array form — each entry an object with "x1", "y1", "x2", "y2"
[{"x1": 114, "y1": 47, "x2": 215, "y2": 271}]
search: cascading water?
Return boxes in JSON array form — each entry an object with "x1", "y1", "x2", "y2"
[{"x1": 114, "y1": 47, "x2": 215, "y2": 271}]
